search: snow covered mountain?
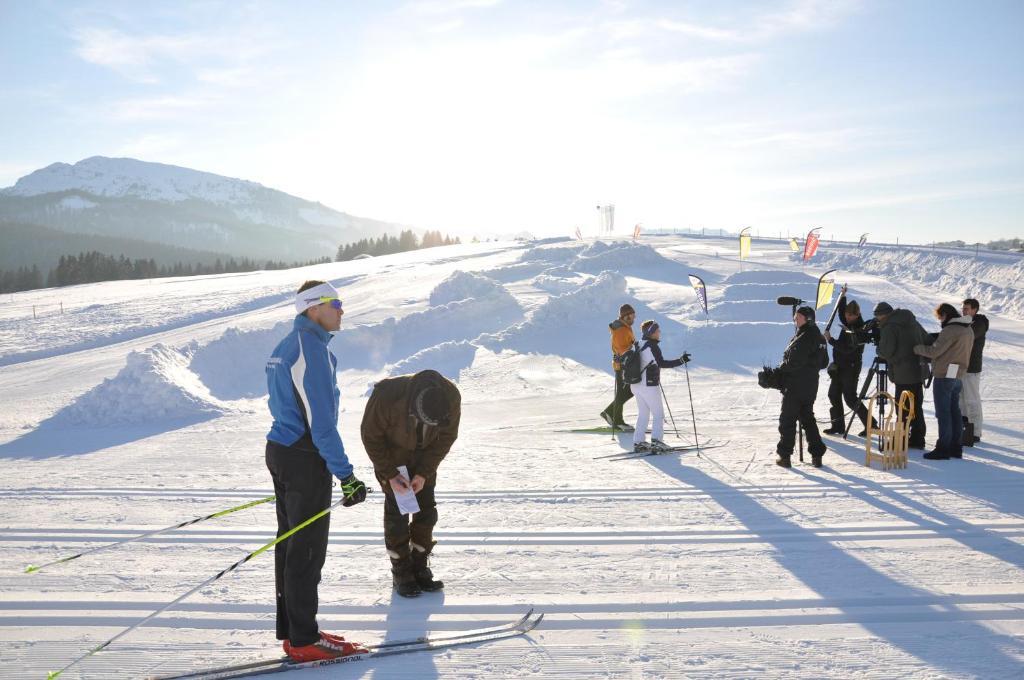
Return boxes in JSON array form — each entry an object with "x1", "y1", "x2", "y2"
[{"x1": 0, "y1": 157, "x2": 403, "y2": 262}]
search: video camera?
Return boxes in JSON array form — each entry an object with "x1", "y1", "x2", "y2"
[{"x1": 858, "y1": 318, "x2": 882, "y2": 346}]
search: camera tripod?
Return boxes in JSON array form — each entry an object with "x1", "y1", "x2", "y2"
[{"x1": 844, "y1": 356, "x2": 887, "y2": 447}]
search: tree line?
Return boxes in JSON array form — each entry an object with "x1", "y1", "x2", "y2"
[
  {"x1": 1, "y1": 229, "x2": 463, "y2": 294},
  {"x1": 336, "y1": 229, "x2": 460, "y2": 261},
  {"x1": 0, "y1": 252, "x2": 331, "y2": 293}
]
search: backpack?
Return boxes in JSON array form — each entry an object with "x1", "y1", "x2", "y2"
[{"x1": 620, "y1": 340, "x2": 652, "y2": 385}]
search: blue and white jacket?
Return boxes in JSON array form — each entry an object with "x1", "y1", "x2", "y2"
[{"x1": 266, "y1": 314, "x2": 353, "y2": 480}]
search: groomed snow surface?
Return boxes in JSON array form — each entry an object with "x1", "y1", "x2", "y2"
[{"x1": 1, "y1": 236, "x2": 1022, "y2": 678}]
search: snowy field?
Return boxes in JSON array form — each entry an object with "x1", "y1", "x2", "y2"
[{"x1": 1, "y1": 235, "x2": 1022, "y2": 679}]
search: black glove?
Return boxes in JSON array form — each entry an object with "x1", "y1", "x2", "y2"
[
  {"x1": 339, "y1": 474, "x2": 367, "y2": 507},
  {"x1": 679, "y1": 352, "x2": 692, "y2": 364}
]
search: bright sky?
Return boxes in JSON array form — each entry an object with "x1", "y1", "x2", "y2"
[{"x1": 1, "y1": 0, "x2": 1022, "y2": 242}]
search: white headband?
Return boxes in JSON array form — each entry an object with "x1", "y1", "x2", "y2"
[{"x1": 294, "y1": 282, "x2": 341, "y2": 314}]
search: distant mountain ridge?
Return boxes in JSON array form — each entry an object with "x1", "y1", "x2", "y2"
[{"x1": 0, "y1": 156, "x2": 404, "y2": 263}]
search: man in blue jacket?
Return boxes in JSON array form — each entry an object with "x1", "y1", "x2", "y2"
[{"x1": 265, "y1": 279, "x2": 368, "y2": 662}]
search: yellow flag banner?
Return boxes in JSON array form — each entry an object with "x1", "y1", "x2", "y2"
[
  {"x1": 816, "y1": 273, "x2": 836, "y2": 309},
  {"x1": 789, "y1": 238, "x2": 799, "y2": 252}
]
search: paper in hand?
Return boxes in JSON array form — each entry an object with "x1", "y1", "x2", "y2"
[
  {"x1": 946, "y1": 363, "x2": 960, "y2": 379},
  {"x1": 395, "y1": 465, "x2": 421, "y2": 515}
]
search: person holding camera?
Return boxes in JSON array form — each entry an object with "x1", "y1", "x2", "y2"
[
  {"x1": 913, "y1": 303, "x2": 974, "y2": 460},
  {"x1": 960, "y1": 298, "x2": 988, "y2": 446},
  {"x1": 873, "y1": 301, "x2": 930, "y2": 449},
  {"x1": 823, "y1": 285, "x2": 872, "y2": 436},
  {"x1": 775, "y1": 306, "x2": 828, "y2": 468}
]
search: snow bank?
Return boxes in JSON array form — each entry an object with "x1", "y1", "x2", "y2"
[
  {"x1": 62, "y1": 344, "x2": 233, "y2": 425},
  {"x1": 815, "y1": 247, "x2": 1024, "y2": 319},
  {"x1": 333, "y1": 276, "x2": 523, "y2": 369},
  {"x1": 376, "y1": 340, "x2": 479, "y2": 389},
  {"x1": 189, "y1": 322, "x2": 289, "y2": 400},
  {"x1": 428, "y1": 270, "x2": 516, "y2": 307},
  {"x1": 532, "y1": 273, "x2": 589, "y2": 295}
]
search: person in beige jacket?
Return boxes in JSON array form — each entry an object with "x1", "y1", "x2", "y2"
[{"x1": 913, "y1": 303, "x2": 974, "y2": 460}]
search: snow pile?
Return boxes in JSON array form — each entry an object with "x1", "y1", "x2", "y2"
[
  {"x1": 532, "y1": 273, "x2": 588, "y2": 295},
  {"x1": 517, "y1": 243, "x2": 585, "y2": 265},
  {"x1": 62, "y1": 344, "x2": 233, "y2": 425},
  {"x1": 189, "y1": 322, "x2": 289, "y2": 400},
  {"x1": 333, "y1": 276, "x2": 523, "y2": 370},
  {"x1": 815, "y1": 247, "x2": 1024, "y2": 319},
  {"x1": 428, "y1": 270, "x2": 516, "y2": 307},
  {"x1": 378, "y1": 340, "x2": 479, "y2": 387},
  {"x1": 572, "y1": 241, "x2": 672, "y2": 274}
]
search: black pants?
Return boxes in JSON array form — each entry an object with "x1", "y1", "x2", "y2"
[
  {"x1": 828, "y1": 363, "x2": 868, "y2": 429},
  {"x1": 601, "y1": 369, "x2": 634, "y2": 425},
  {"x1": 266, "y1": 441, "x2": 333, "y2": 646},
  {"x1": 380, "y1": 468, "x2": 438, "y2": 559},
  {"x1": 777, "y1": 385, "x2": 826, "y2": 457},
  {"x1": 894, "y1": 382, "x2": 926, "y2": 446}
]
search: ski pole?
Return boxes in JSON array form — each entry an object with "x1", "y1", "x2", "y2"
[
  {"x1": 47, "y1": 496, "x2": 346, "y2": 680},
  {"x1": 25, "y1": 495, "x2": 276, "y2": 574},
  {"x1": 683, "y1": 360, "x2": 701, "y2": 458},
  {"x1": 659, "y1": 383, "x2": 682, "y2": 439}
]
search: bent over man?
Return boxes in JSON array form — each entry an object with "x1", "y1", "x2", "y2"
[{"x1": 361, "y1": 370, "x2": 461, "y2": 598}]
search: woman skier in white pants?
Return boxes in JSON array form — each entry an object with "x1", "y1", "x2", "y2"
[{"x1": 631, "y1": 320, "x2": 691, "y2": 453}]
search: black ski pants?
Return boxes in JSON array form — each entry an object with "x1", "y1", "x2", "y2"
[
  {"x1": 777, "y1": 384, "x2": 826, "y2": 458},
  {"x1": 380, "y1": 465, "x2": 438, "y2": 560},
  {"x1": 602, "y1": 369, "x2": 634, "y2": 425},
  {"x1": 894, "y1": 382, "x2": 927, "y2": 447},
  {"x1": 828, "y1": 363, "x2": 868, "y2": 429},
  {"x1": 266, "y1": 441, "x2": 333, "y2": 647}
]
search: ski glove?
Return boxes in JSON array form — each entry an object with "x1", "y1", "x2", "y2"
[
  {"x1": 679, "y1": 352, "x2": 692, "y2": 364},
  {"x1": 339, "y1": 474, "x2": 367, "y2": 507}
]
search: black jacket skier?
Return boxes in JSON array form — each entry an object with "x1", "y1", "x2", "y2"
[{"x1": 824, "y1": 292, "x2": 870, "y2": 434}]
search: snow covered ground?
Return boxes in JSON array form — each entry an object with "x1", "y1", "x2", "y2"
[{"x1": 1, "y1": 236, "x2": 1022, "y2": 679}]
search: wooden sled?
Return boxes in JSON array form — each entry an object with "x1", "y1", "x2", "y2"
[{"x1": 864, "y1": 390, "x2": 915, "y2": 470}]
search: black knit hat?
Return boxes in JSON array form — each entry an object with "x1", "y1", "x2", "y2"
[
  {"x1": 619, "y1": 304, "x2": 636, "y2": 318},
  {"x1": 796, "y1": 306, "x2": 815, "y2": 323},
  {"x1": 873, "y1": 301, "x2": 894, "y2": 317},
  {"x1": 414, "y1": 386, "x2": 450, "y2": 426}
]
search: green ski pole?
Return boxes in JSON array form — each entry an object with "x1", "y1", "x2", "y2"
[
  {"x1": 46, "y1": 496, "x2": 345, "y2": 680},
  {"x1": 25, "y1": 495, "x2": 276, "y2": 574}
]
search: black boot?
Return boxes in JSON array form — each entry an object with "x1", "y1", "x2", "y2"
[
  {"x1": 811, "y1": 454, "x2": 823, "y2": 468},
  {"x1": 962, "y1": 422, "x2": 975, "y2": 448},
  {"x1": 775, "y1": 455, "x2": 792, "y2": 469},
  {"x1": 411, "y1": 546, "x2": 444, "y2": 592},
  {"x1": 391, "y1": 556, "x2": 422, "y2": 598},
  {"x1": 823, "y1": 424, "x2": 844, "y2": 436}
]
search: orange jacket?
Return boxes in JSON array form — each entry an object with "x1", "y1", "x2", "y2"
[{"x1": 609, "y1": 319, "x2": 636, "y2": 370}]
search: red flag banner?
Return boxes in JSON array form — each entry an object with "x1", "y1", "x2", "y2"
[
  {"x1": 803, "y1": 228, "x2": 821, "y2": 261},
  {"x1": 633, "y1": 223, "x2": 642, "y2": 240}
]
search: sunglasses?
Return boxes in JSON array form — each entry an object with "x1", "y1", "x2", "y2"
[{"x1": 319, "y1": 296, "x2": 343, "y2": 310}]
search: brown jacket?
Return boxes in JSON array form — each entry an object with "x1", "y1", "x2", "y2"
[
  {"x1": 609, "y1": 319, "x2": 636, "y2": 370},
  {"x1": 361, "y1": 370, "x2": 461, "y2": 482},
  {"x1": 914, "y1": 316, "x2": 974, "y2": 380}
]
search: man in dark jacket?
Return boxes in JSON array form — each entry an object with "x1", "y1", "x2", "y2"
[
  {"x1": 959, "y1": 298, "x2": 988, "y2": 445},
  {"x1": 361, "y1": 369, "x2": 461, "y2": 598},
  {"x1": 775, "y1": 306, "x2": 828, "y2": 468},
  {"x1": 823, "y1": 285, "x2": 871, "y2": 436},
  {"x1": 874, "y1": 302, "x2": 930, "y2": 449}
]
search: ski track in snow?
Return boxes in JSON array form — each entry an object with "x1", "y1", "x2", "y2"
[{"x1": 1, "y1": 236, "x2": 1023, "y2": 679}]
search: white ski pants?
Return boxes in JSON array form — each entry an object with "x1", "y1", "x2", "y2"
[
  {"x1": 959, "y1": 372, "x2": 983, "y2": 436},
  {"x1": 631, "y1": 383, "x2": 664, "y2": 444}
]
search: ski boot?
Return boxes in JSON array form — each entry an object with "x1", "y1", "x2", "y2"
[
  {"x1": 633, "y1": 441, "x2": 651, "y2": 454},
  {"x1": 650, "y1": 438, "x2": 672, "y2": 453},
  {"x1": 285, "y1": 633, "x2": 368, "y2": 662}
]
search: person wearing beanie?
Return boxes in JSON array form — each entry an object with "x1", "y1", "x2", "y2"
[
  {"x1": 914, "y1": 303, "x2": 974, "y2": 460},
  {"x1": 959, "y1": 298, "x2": 988, "y2": 446},
  {"x1": 600, "y1": 303, "x2": 638, "y2": 431},
  {"x1": 265, "y1": 280, "x2": 368, "y2": 662},
  {"x1": 630, "y1": 320, "x2": 691, "y2": 453},
  {"x1": 361, "y1": 369, "x2": 461, "y2": 598},
  {"x1": 822, "y1": 285, "x2": 872, "y2": 436},
  {"x1": 874, "y1": 301, "x2": 930, "y2": 449},
  {"x1": 774, "y1": 306, "x2": 828, "y2": 468}
]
